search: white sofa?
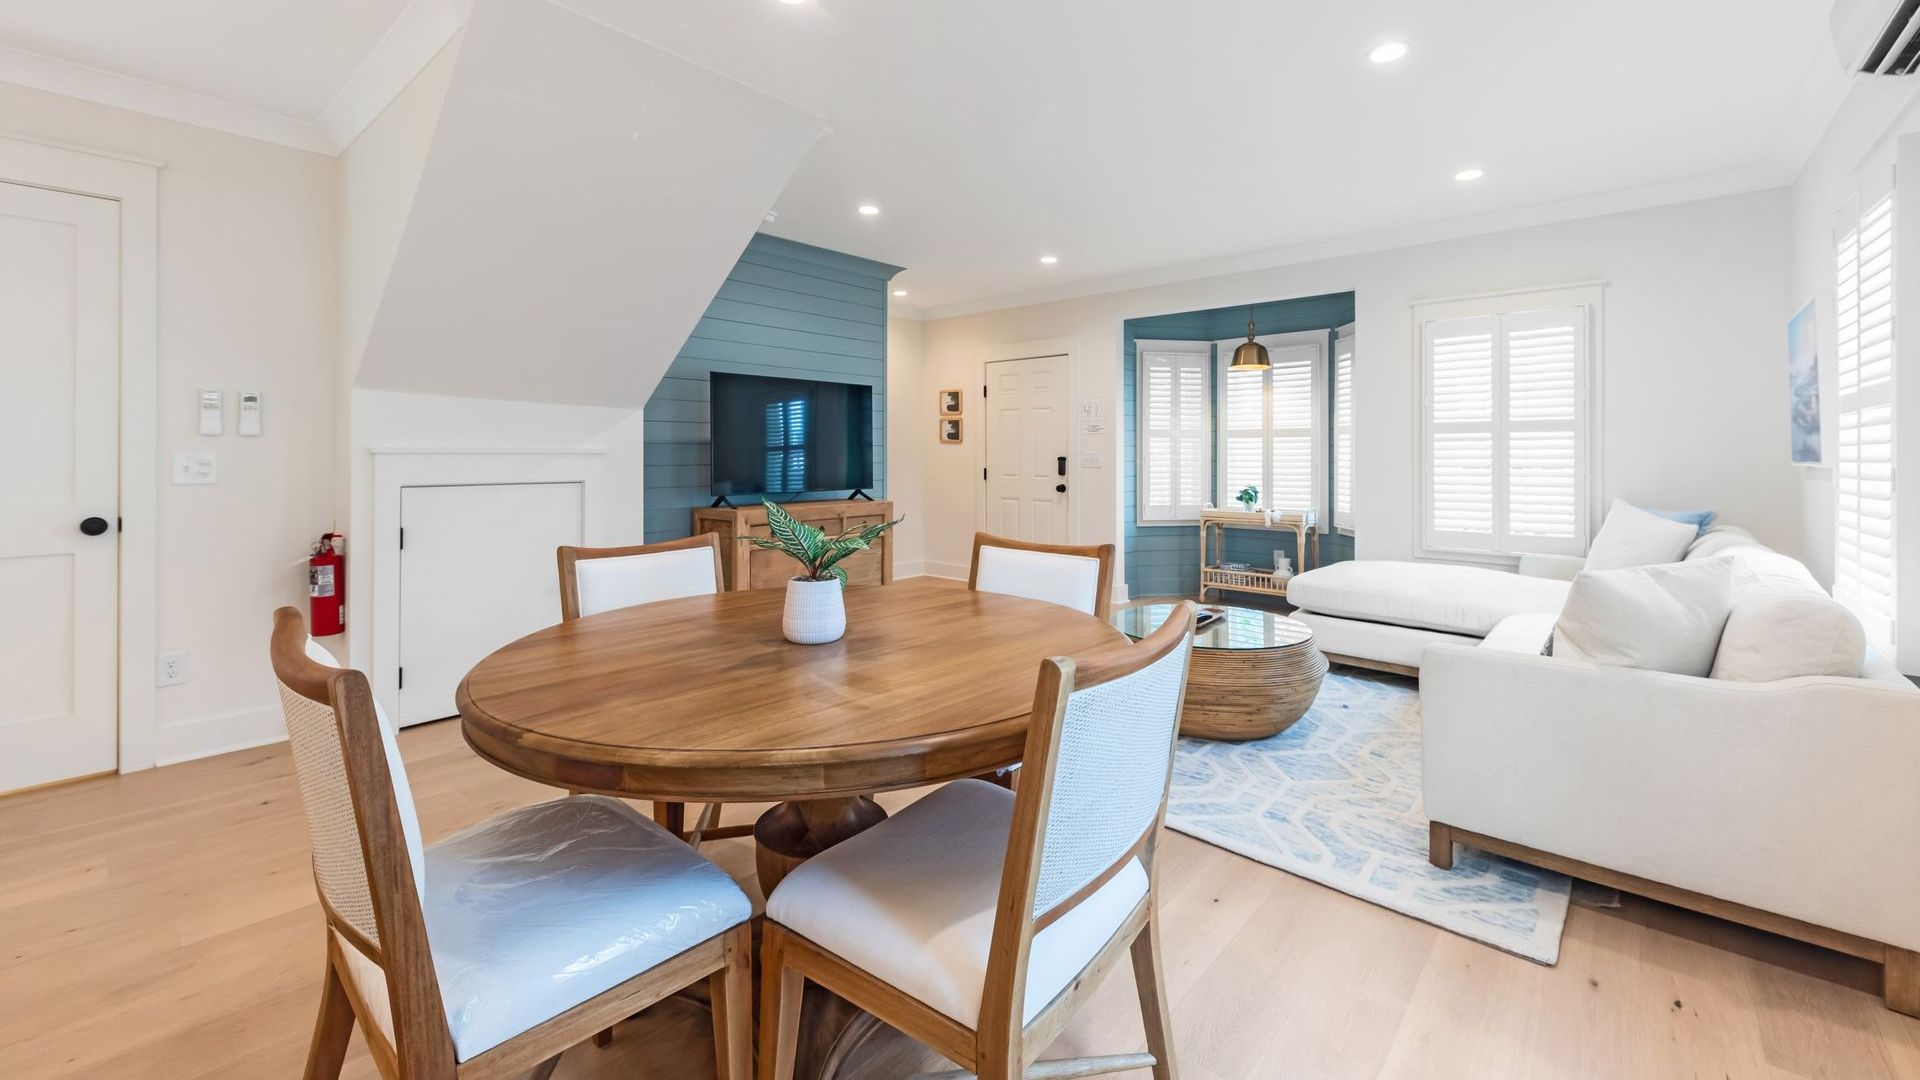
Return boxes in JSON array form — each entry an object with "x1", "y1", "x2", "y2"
[{"x1": 1417, "y1": 527, "x2": 1920, "y2": 1013}]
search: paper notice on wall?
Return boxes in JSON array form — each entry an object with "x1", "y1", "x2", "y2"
[{"x1": 1080, "y1": 399, "x2": 1106, "y2": 436}]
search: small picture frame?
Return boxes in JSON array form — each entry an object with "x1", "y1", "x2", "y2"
[
  {"x1": 939, "y1": 417, "x2": 964, "y2": 444},
  {"x1": 938, "y1": 388, "x2": 963, "y2": 415}
]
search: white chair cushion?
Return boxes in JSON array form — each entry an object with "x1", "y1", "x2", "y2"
[
  {"x1": 1584, "y1": 499, "x2": 1699, "y2": 571},
  {"x1": 975, "y1": 546, "x2": 1103, "y2": 615},
  {"x1": 1551, "y1": 557, "x2": 1736, "y2": 677},
  {"x1": 765, "y1": 779, "x2": 1147, "y2": 1028},
  {"x1": 1285, "y1": 560, "x2": 1571, "y2": 637},
  {"x1": 303, "y1": 638, "x2": 427, "y2": 896},
  {"x1": 424, "y1": 795, "x2": 751, "y2": 1061},
  {"x1": 575, "y1": 546, "x2": 717, "y2": 617}
]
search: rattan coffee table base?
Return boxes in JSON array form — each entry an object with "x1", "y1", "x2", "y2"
[{"x1": 1180, "y1": 634, "x2": 1328, "y2": 741}]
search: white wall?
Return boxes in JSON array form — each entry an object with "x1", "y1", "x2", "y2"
[
  {"x1": 0, "y1": 82, "x2": 339, "y2": 764},
  {"x1": 886, "y1": 314, "x2": 927, "y2": 576},
  {"x1": 1788, "y1": 76, "x2": 1920, "y2": 673},
  {"x1": 919, "y1": 189, "x2": 1795, "y2": 582}
]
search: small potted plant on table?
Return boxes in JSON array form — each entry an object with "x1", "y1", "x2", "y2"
[
  {"x1": 1236, "y1": 484, "x2": 1260, "y2": 512},
  {"x1": 750, "y1": 500, "x2": 903, "y2": 645}
]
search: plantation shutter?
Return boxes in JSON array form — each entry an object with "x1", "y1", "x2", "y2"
[
  {"x1": 1421, "y1": 297, "x2": 1591, "y2": 557},
  {"x1": 1835, "y1": 188, "x2": 1898, "y2": 651},
  {"x1": 1136, "y1": 343, "x2": 1211, "y2": 523},
  {"x1": 1332, "y1": 324, "x2": 1355, "y2": 531},
  {"x1": 1213, "y1": 336, "x2": 1326, "y2": 519}
]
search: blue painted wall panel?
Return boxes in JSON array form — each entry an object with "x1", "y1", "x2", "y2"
[
  {"x1": 643, "y1": 234, "x2": 901, "y2": 542},
  {"x1": 1123, "y1": 293, "x2": 1357, "y2": 598}
]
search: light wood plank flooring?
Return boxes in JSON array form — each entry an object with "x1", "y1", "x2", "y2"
[{"x1": 2, "y1": 717, "x2": 1916, "y2": 1079}]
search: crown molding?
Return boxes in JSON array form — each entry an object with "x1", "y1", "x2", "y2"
[
  {"x1": 315, "y1": 0, "x2": 466, "y2": 151},
  {"x1": 0, "y1": 43, "x2": 332, "y2": 153},
  {"x1": 921, "y1": 164, "x2": 1794, "y2": 321}
]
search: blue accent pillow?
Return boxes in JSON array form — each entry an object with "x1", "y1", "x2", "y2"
[{"x1": 1646, "y1": 508, "x2": 1717, "y2": 536}]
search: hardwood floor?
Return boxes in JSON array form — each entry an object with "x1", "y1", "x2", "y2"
[{"x1": 2, "y1": 718, "x2": 1917, "y2": 1079}]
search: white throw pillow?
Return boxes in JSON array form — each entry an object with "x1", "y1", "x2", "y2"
[
  {"x1": 1711, "y1": 588, "x2": 1866, "y2": 682},
  {"x1": 1551, "y1": 557, "x2": 1736, "y2": 676},
  {"x1": 1584, "y1": 499, "x2": 1700, "y2": 570}
]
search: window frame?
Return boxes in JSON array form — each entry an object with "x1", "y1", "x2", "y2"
[
  {"x1": 1133, "y1": 339, "x2": 1214, "y2": 527},
  {"x1": 1211, "y1": 329, "x2": 1329, "y2": 524},
  {"x1": 1833, "y1": 173, "x2": 1899, "y2": 654},
  {"x1": 1412, "y1": 283, "x2": 1604, "y2": 565},
  {"x1": 1331, "y1": 322, "x2": 1355, "y2": 535}
]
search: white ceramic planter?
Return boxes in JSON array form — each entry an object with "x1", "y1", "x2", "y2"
[{"x1": 782, "y1": 577, "x2": 846, "y2": 645}]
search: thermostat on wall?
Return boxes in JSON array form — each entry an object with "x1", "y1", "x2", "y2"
[
  {"x1": 198, "y1": 389, "x2": 222, "y2": 436},
  {"x1": 238, "y1": 391, "x2": 263, "y2": 436}
]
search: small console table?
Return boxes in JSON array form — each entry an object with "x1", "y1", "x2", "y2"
[
  {"x1": 693, "y1": 498, "x2": 895, "y2": 591},
  {"x1": 1198, "y1": 508, "x2": 1318, "y2": 601}
]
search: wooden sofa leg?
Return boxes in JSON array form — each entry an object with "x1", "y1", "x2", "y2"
[
  {"x1": 1886, "y1": 948, "x2": 1920, "y2": 1016},
  {"x1": 1428, "y1": 821, "x2": 1454, "y2": 870}
]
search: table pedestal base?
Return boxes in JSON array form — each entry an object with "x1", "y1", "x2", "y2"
[{"x1": 753, "y1": 795, "x2": 889, "y2": 895}]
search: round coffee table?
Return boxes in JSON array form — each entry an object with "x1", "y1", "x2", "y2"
[{"x1": 1112, "y1": 602, "x2": 1327, "y2": 740}]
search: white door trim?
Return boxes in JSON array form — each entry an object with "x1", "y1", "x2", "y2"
[
  {"x1": 0, "y1": 135, "x2": 160, "y2": 774},
  {"x1": 367, "y1": 449, "x2": 608, "y2": 724},
  {"x1": 976, "y1": 337, "x2": 1079, "y2": 546}
]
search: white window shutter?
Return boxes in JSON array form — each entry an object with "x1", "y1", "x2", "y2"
[
  {"x1": 1220, "y1": 364, "x2": 1266, "y2": 505},
  {"x1": 1332, "y1": 325, "x2": 1355, "y2": 531},
  {"x1": 1836, "y1": 189, "x2": 1898, "y2": 651},
  {"x1": 1213, "y1": 335, "x2": 1327, "y2": 517},
  {"x1": 1136, "y1": 343, "x2": 1211, "y2": 523},
  {"x1": 1420, "y1": 297, "x2": 1592, "y2": 558}
]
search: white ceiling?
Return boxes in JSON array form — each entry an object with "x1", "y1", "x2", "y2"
[{"x1": 0, "y1": 0, "x2": 1853, "y2": 313}]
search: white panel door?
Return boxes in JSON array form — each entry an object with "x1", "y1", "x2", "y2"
[
  {"x1": 0, "y1": 181, "x2": 121, "y2": 794},
  {"x1": 984, "y1": 355, "x2": 1071, "y2": 543},
  {"x1": 398, "y1": 482, "x2": 583, "y2": 726}
]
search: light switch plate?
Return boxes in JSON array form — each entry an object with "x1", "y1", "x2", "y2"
[
  {"x1": 198, "y1": 389, "x2": 223, "y2": 435},
  {"x1": 237, "y1": 391, "x2": 262, "y2": 436},
  {"x1": 171, "y1": 449, "x2": 217, "y2": 485}
]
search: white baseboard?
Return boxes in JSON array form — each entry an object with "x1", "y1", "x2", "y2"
[
  {"x1": 152, "y1": 705, "x2": 287, "y2": 767},
  {"x1": 923, "y1": 560, "x2": 970, "y2": 581},
  {"x1": 894, "y1": 559, "x2": 927, "y2": 580}
]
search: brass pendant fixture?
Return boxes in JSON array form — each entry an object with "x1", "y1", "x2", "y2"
[{"x1": 1228, "y1": 307, "x2": 1270, "y2": 371}]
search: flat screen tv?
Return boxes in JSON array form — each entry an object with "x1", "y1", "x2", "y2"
[{"x1": 709, "y1": 372, "x2": 874, "y2": 500}]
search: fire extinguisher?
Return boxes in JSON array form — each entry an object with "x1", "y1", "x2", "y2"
[{"x1": 309, "y1": 532, "x2": 346, "y2": 637}]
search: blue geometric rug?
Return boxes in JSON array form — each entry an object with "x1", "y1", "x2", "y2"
[{"x1": 1166, "y1": 670, "x2": 1572, "y2": 963}]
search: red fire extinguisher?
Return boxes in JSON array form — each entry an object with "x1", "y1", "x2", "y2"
[{"x1": 309, "y1": 532, "x2": 346, "y2": 637}]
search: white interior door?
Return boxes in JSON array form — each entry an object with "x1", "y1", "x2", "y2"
[
  {"x1": 398, "y1": 482, "x2": 583, "y2": 726},
  {"x1": 0, "y1": 181, "x2": 121, "y2": 793},
  {"x1": 984, "y1": 355, "x2": 1071, "y2": 543}
]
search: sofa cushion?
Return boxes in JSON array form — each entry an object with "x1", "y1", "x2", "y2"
[
  {"x1": 1585, "y1": 500, "x2": 1700, "y2": 570},
  {"x1": 1684, "y1": 524, "x2": 1760, "y2": 561},
  {"x1": 1285, "y1": 560, "x2": 1570, "y2": 637},
  {"x1": 1712, "y1": 585, "x2": 1866, "y2": 682},
  {"x1": 1552, "y1": 557, "x2": 1736, "y2": 676}
]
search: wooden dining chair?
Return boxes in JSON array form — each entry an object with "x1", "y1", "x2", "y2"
[
  {"x1": 270, "y1": 607, "x2": 754, "y2": 1080},
  {"x1": 556, "y1": 532, "x2": 749, "y2": 844},
  {"x1": 757, "y1": 601, "x2": 1198, "y2": 1080},
  {"x1": 968, "y1": 532, "x2": 1117, "y2": 620}
]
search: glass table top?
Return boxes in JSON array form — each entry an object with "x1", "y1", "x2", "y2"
[{"x1": 1110, "y1": 603, "x2": 1313, "y2": 651}]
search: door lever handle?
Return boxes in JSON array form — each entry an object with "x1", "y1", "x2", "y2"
[{"x1": 1057, "y1": 456, "x2": 1067, "y2": 476}]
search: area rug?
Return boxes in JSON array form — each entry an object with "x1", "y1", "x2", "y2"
[{"x1": 1166, "y1": 670, "x2": 1572, "y2": 963}]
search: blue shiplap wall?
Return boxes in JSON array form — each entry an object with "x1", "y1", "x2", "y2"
[
  {"x1": 1124, "y1": 292, "x2": 1357, "y2": 599},
  {"x1": 643, "y1": 235, "x2": 902, "y2": 542}
]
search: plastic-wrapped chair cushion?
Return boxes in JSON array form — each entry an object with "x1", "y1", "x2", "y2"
[
  {"x1": 765, "y1": 779, "x2": 1146, "y2": 1027},
  {"x1": 975, "y1": 546, "x2": 1102, "y2": 615},
  {"x1": 422, "y1": 794, "x2": 751, "y2": 1061},
  {"x1": 575, "y1": 546, "x2": 717, "y2": 617}
]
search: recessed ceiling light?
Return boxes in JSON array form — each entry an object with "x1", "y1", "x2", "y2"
[
  {"x1": 779, "y1": 0, "x2": 806, "y2": 5},
  {"x1": 1454, "y1": 168, "x2": 1484, "y2": 182},
  {"x1": 1368, "y1": 41, "x2": 1409, "y2": 64},
  {"x1": 892, "y1": 289, "x2": 908, "y2": 297},
  {"x1": 1039, "y1": 254, "x2": 1059, "y2": 265},
  {"x1": 857, "y1": 204, "x2": 881, "y2": 216}
]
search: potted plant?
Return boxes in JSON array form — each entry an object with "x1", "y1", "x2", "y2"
[
  {"x1": 1236, "y1": 484, "x2": 1259, "y2": 512},
  {"x1": 748, "y1": 500, "x2": 903, "y2": 644}
]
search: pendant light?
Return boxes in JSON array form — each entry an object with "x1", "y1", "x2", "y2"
[{"x1": 1229, "y1": 307, "x2": 1270, "y2": 371}]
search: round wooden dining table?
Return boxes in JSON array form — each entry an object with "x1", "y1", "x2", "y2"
[{"x1": 457, "y1": 576, "x2": 1127, "y2": 1078}]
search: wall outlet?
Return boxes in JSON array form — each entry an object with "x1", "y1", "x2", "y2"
[{"x1": 156, "y1": 651, "x2": 189, "y2": 688}]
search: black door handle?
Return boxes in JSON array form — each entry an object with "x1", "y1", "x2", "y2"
[
  {"x1": 79, "y1": 516, "x2": 110, "y2": 536},
  {"x1": 1057, "y1": 456, "x2": 1067, "y2": 476},
  {"x1": 1055, "y1": 484, "x2": 1067, "y2": 493}
]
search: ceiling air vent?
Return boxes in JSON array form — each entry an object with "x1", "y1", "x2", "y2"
[{"x1": 1834, "y1": 0, "x2": 1920, "y2": 75}]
